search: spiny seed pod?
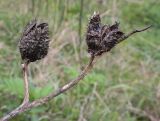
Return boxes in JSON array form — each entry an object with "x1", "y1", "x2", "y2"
[
  {"x1": 86, "y1": 12, "x2": 125, "y2": 56},
  {"x1": 19, "y1": 19, "x2": 50, "y2": 63},
  {"x1": 86, "y1": 12, "x2": 102, "y2": 55},
  {"x1": 101, "y1": 22, "x2": 124, "y2": 52}
]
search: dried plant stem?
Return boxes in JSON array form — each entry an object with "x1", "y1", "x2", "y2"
[
  {"x1": 22, "y1": 63, "x2": 29, "y2": 105},
  {"x1": 120, "y1": 25, "x2": 152, "y2": 42},
  {"x1": 78, "y1": 0, "x2": 84, "y2": 67},
  {"x1": 0, "y1": 55, "x2": 95, "y2": 121}
]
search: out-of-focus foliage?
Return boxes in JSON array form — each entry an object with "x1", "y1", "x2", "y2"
[
  {"x1": 0, "y1": 0, "x2": 159, "y2": 121},
  {"x1": 121, "y1": 0, "x2": 160, "y2": 28}
]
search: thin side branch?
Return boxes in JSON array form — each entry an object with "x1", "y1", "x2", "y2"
[
  {"x1": 0, "y1": 55, "x2": 96, "y2": 121},
  {"x1": 21, "y1": 63, "x2": 29, "y2": 105},
  {"x1": 119, "y1": 25, "x2": 152, "y2": 42}
]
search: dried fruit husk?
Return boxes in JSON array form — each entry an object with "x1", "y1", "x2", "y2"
[
  {"x1": 19, "y1": 19, "x2": 50, "y2": 63},
  {"x1": 86, "y1": 13, "x2": 124, "y2": 56}
]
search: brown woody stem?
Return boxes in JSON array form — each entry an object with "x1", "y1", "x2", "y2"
[
  {"x1": 0, "y1": 55, "x2": 95, "y2": 121},
  {"x1": 119, "y1": 25, "x2": 152, "y2": 42},
  {"x1": 22, "y1": 63, "x2": 29, "y2": 105}
]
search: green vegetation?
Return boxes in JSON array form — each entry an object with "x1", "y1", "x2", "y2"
[{"x1": 0, "y1": 0, "x2": 159, "y2": 120}]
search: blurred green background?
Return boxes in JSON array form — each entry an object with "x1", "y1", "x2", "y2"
[{"x1": 0, "y1": 0, "x2": 160, "y2": 121}]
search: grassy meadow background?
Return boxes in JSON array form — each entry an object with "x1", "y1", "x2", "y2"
[{"x1": 0, "y1": 0, "x2": 160, "y2": 121}]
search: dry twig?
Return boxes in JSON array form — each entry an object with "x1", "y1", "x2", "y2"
[
  {"x1": 119, "y1": 25, "x2": 152, "y2": 42},
  {"x1": 21, "y1": 63, "x2": 29, "y2": 105},
  {"x1": 0, "y1": 55, "x2": 95, "y2": 121}
]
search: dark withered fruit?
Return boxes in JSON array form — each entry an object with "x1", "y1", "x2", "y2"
[
  {"x1": 86, "y1": 12, "x2": 124, "y2": 56},
  {"x1": 101, "y1": 22, "x2": 124, "y2": 52},
  {"x1": 19, "y1": 19, "x2": 50, "y2": 63},
  {"x1": 86, "y1": 12, "x2": 102, "y2": 54}
]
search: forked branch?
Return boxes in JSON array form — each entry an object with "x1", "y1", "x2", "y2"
[{"x1": 0, "y1": 55, "x2": 95, "y2": 121}]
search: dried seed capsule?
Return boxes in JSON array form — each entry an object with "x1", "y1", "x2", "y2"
[
  {"x1": 86, "y1": 13, "x2": 125, "y2": 56},
  {"x1": 19, "y1": 19, "x2": 50, "y2": 63},
  {"x1": 86, "y1": 12, "x2": 102, "y2": 55},
  {"x1": 101, "y1": 22, "x2": 124, "y2": 52}
]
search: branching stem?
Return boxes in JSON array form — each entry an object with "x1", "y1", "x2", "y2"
[{"x1": 0, "y1": 55, "x2": 95, "y2": 121}]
